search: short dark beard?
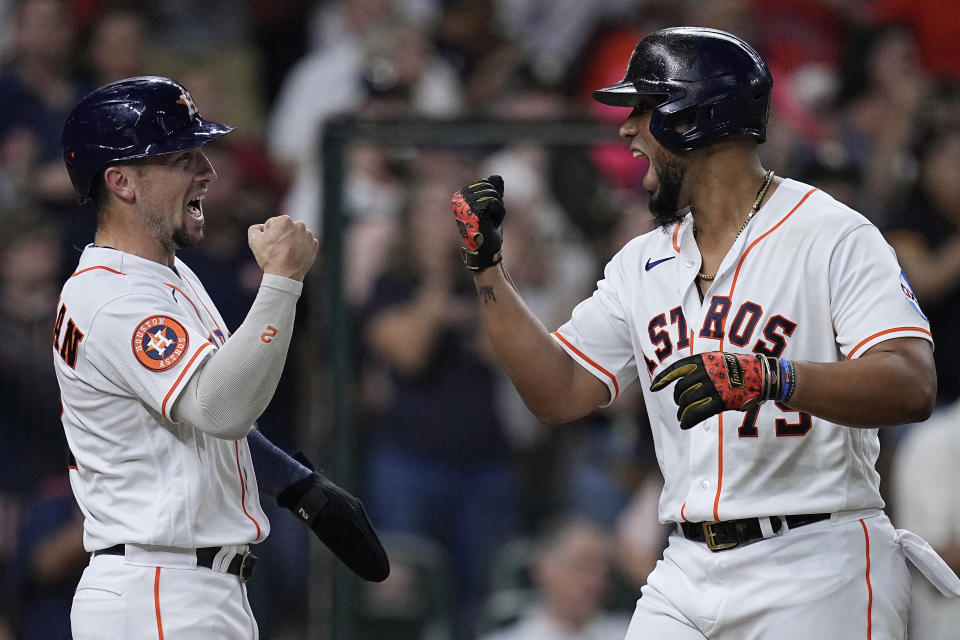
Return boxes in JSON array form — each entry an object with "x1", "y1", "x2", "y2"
[
  {"x1": 172, "y1": 226, "x2": 203, "y2": 249},
  {"x1": 648, "y1": 150, "x2": 688, "y2": 230},
  {"x1": 138, "y1": 206, "x2": 203, "y2": 252}
]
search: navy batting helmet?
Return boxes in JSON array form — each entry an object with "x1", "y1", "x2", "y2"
[
  {"x1": 592, "y1": 27, "x2": 772, "y2": 152},
  {"x1": 61, "y1": 76, "x2": 235, "y2": 204}
]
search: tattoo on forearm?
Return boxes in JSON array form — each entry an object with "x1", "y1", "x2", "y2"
[{"x1": 478, "y1": 286, "x2": 497, "y2": 303}]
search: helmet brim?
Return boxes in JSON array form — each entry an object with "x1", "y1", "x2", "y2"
[
  {"x1": 139, "y1": 116, "x2": 236, "y2": 157},
  {"x1": 592, "y1": 81, "x2": 667, "y2": 108}
]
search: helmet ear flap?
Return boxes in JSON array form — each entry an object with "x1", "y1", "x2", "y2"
[
  {"x1": 748, "y1": 89, "x2": 772, "y2": 144},
  {"x1": 648, "y1": 74, "x2": 768, "y2": 151},
  {"x1": 670, "y1": 107, "x2": 699, "y2": 136},
  {"x1": 649, "y1": 102, "x2": 698, "y2": 150}
]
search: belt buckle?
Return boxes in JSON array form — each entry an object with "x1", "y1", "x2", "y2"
[
  {"x1": 238, "y1": 551, "x2": 257, "y2": 583},
  {"x1": 702, "y1": 521, "x2": 738, "y2": 551}
]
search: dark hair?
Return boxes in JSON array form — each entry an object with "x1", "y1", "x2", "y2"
[
  {"x1": 86, "y1": 159, "x2": 146, "y2": 214},
  {"x1": 86, "y1": 169, "x2": 109, "y2": 211}
]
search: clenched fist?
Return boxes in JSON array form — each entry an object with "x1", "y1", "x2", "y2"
[
  {"x1": 248, "y1": 215, "x2": 319, "y2": 281},
  {"x1": 451, "y1": 175, "x2": 505, "y2": 271}
]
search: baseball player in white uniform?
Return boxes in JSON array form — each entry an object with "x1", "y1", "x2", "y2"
[
  {"x1": 451, "y1": 28, "x2": 960, "y2": 639},
  {"x1": 55, "y1": 76, "x2": 387, "y2": 640}
]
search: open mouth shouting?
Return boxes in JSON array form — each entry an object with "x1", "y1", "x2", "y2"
[
  {"x1": 631, "y1": 145, "x2": 658, "y2": 194},
  {"x1": 186, "y1": 194, "x2": 203, "y2": 221}
]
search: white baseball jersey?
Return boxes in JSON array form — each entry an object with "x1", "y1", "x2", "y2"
[
  {"x1": 554, "y1": 178, "x2": 932, "y2": 524},
  {"x1": 53, "y1": 245, "x2": 269, "y2": 551}
]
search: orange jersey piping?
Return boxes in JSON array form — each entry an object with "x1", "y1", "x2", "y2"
[
  {"x1": 154, "y1": 567, "x2": 164, "y2": 640},
  {"x1": 712, "y1": 186, "x2": 818, "y2": 521},
  {"x1": 160, "y1": 341, "x2": 214, "y2": 418},
  {"x1": 713, "y1": 414, "x2": 725, "y2": 520},
  {"x1": 860, "y1": 519, "x2": 873, "y2": 639},
  {"x1": 552, "y1": 330, "x2": 620, "y2": 399},
  {"x1": 71, "y1": 265, "x2": 125, "y2": 277},
  {"x1": 727, "y1": 188, "x2": 818, "y2": 301},
  {"x1": 234, "y1": 441, "x2": 262, "y2": 540},
  {"x1": 848, "y1": 326, "x2": 932, "y2": 360}
]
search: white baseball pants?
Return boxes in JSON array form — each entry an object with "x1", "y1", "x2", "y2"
[
  {"x1": 625, "y1": 511, "x2": 910, "y2": 639},
  {"x1": 71, "y1": 545, "x2": 258, "y2": 639}
]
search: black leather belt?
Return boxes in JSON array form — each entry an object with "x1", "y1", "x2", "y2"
[
  {"x1": 680, "y1": 513, "x2": 830, "y2": 551},
  {"x1": 93, "y1": 544, "x2": 257, "y2": 581}
]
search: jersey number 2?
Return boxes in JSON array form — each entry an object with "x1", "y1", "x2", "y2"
[{"x1": 737, "y1": 403, "x2": 812, "y2": 437}]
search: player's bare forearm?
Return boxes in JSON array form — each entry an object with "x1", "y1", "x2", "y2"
[
  {"x1": 473, "y1": 264, "x2": 608, "y2": 424},
  {"x1": 786, "y1": 337, "x2": 936, "y2": 428}
]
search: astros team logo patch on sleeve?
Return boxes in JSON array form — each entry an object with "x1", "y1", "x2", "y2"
[{"x1": 132, "y1": 315, "x2": 189, "y2": 371}]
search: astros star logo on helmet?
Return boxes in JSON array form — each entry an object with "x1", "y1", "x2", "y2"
[{"x1": 177, "y1": 90, "x2": 198, "y2": 120}]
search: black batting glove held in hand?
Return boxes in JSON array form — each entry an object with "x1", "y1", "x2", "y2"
[
  {"x1": 451, "y1": 175, "x2": 505, "y2": 271},
  {"x1": 650, "y1": 352, "x2": 783, "y2": 430},
  {"x1": 277, "y1": 451, "x2": 390, "y2": 582}
]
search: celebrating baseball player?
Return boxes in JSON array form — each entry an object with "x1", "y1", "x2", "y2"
[
  {"x1": 452, "y1": 27, "x2": 960, "y2": 638},
  {"x1": 55, "y1": 76, "x2": 388, "y2": 640}
]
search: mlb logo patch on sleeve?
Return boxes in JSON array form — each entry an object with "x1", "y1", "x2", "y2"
[
  {"x1": 899, "y1": 270, "x2": 928, "y2": 322},
  {"x1": 132, "y1": 315, "x2": 189, "y2": 371}
]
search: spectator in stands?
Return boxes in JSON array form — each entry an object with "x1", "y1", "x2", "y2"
[
  {"x1": 82, "y1": 3, "x2": 151, "y2": 86},
  {"x1": 360, "y1": 173, "x2": 518, "y2": 640},
  {"x1": 480, "y1": 515, "x2": 630, "y2": 640},
  {"x1": 0, "y1": 0, "x2": 88, "y2": 205},
  {"x1": 432, "y1": 0, "x2": 523, "y2": 106},
  {"x1": 342, "y1": 141, "x2": 409, "y2": 306},
  {"x1": 832, "y1": 22, "x2": 933, "y2": 224},
  {"x1": 0, "y1": 0, "x2": 93, "y2": 250},
  {"x1": 0, "y1": 211, "x2": 66, "y2": 482}
]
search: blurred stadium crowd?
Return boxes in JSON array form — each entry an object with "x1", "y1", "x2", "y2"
[{"x1": 1, "y1": 0, "x2": 959, "y2": 639}]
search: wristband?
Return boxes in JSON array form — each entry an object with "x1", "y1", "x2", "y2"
[{"x1": 777, "y1": 357, "x2": 797, "y2": 404}]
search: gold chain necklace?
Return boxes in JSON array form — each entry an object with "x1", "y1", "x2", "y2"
[{"x1": 695, "y1": 169, "x2": 775, "y2": 281}]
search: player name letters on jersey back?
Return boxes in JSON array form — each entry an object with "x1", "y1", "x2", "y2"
[
  {"x1": 53, "y1": 246, "x2": 268, "y2": 551},
  {"x1": 553, "y1": 179, "x2": 932, "y2": 524}
]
